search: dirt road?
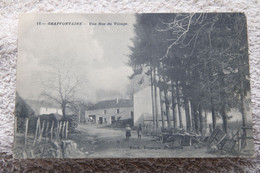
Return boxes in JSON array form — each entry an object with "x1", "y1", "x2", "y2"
[{"x1": 69, "y1": 123, "x2": 217, "y2": 158}]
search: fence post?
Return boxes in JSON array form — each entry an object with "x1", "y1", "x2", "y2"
[
  {"x1": 63, "y1": 121, "x2": 66, "y2": 139},
  {"x1": 61, "y1": 121, "x2": 64, "y2": 138},
  {"x1": 60, "y1": 121, "x2": 63, "y2": 138},
  {"x1": 59, "y1": 121, "x2": 62, "y2": 139},
  {"x1": 57, "y1": 121, "x2": 61, "y2": 139},
  {"x1": 50, "y1": 121, "x2": 54, "y2": 141},
  {"x1": 62, "y1": 121, "x2": 65, "y2": 139},
  {"x1": 65, "y1": 121, "x2": 69, "y2": 139},
  {"x1": 24, "y1": 118, "x2": 29, "y2": 146},
  {"x1": 45, "y1": 121, "x2": 49, "y2": 142},
  {"x1": 39, "y1": 120, "x2": 45, "y2": 142},
  {"x1": 56, "y1": 121, "x2": 59, "y2": 140},
  {"x1": 33, "y1": 117, "x2": 40, "y2": 146}
]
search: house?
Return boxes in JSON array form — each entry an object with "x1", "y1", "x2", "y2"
[
  {"x1": 37, "y1": 100, "x2": 78, "y2": 116},
  {"x1": 85, "y1": 98, "x2": 133, "y2": 125},
  {"x1": 133, "y1": 86, "x2": 166, "y2": 126},
  {"x1": 39, "y1": 107, "x2": 62, "y2": 115},
  {"x1": 23, "y1": 99, "x2": 63, "y2": 116},
  {"x1": 133, "y1": 86, "x2": 193, "y2": 128}
]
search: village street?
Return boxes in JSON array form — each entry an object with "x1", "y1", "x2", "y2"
[{"x1": 69, "y1": 123, "x2": 217, "y2": 158}]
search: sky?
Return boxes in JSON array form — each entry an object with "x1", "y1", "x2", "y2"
[{"x1": 17, "y1": 14, "x2": 136, "y2": 102}]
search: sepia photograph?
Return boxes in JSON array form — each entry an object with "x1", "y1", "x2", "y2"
[{"x1": 14, "y1": 13, "x2": 254, "y2": 158}]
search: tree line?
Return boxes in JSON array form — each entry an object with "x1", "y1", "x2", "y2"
[{"x1": 128, "y1": 13, "x2": 250, "y2": 136}]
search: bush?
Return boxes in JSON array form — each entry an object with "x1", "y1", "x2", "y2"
[
  {"x1": 61, "y1": 114, "x2": 78, "y2": 133},
  {"x1": 110, "y1": 118, "x2": 133, "y2": 128}
]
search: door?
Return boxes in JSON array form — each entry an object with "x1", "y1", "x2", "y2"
[
  {"x1": 89, "y1": 115, "x2": 96, "y2": 123},
  {"x1": 111, "y1": 116, "x2": 116, "y2": 124},
  {"x1": 99, "y1": 117, "x2": 103, "y2": 124}
]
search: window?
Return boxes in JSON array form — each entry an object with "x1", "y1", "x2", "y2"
[
  {"x1": 104, "y1": 110, "x2": 107, "y2": 114},
  {"x1": 116, "y1": 109, "x2": 120, "y2": 114}
]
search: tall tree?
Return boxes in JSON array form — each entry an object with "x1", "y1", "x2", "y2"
[
  {"x1": 129, "y1": 13, "x2": 250, "y2": 135},
  {"x1": 41, "y1": 59, "x2": 87, "y2": 117}
]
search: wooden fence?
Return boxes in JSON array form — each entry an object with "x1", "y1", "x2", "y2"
[
  {"x1": 18, "y1": 117, "x2": 69, "y2": 147},
  {"x1": 207, "y1": 127, "x2": 254, "y2": 153}
]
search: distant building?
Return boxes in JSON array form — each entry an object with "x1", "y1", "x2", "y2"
[
  {"x1": 85, "y1": 98, "x2": 133, "y2": 124},
  {"x1": 39, "y1": 107, "x2": 62, "y2": 115},
  {"x1": 39, "y1": 105, "x2": 75, "y2": 116},
  {"x1": 24, "y1": 99, "x2": 64, "y2": 116}
]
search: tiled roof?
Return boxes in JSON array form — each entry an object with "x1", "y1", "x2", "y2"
[{"x1": 89, "y1": 99, "x2": 133, "y2": 110}]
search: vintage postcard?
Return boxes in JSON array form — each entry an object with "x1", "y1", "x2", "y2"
[{"x1": 14, "y1": 13, "x2": 254, "y2": 158}]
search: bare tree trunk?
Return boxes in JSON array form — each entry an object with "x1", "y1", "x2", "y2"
[
  {"x1": 150, "y1": 67, "x2": 155, "y2": 128},
  {"x1": 220, "y1": 72, "x2": 228, "y2": 133},
  {"x1": 153, "y1": 67, "x2": 159, "y2": 129},
  {"x1": 208, "y1": 26, "x2": 216, "y2": 131},
  {"x1": 184, "y1": 97, "x2": 191, "y2": 131},
  {"x1": 204, "y1": 111, "x2": 207, "y2": 136},
  {"x1": 190, "y1": 100, "x2": 196, "y2": 132},
  {"x1": 164, "y1": 89, "x2": 171, "y2": 128},
  {"x1": 158, "y1": 74, "x2": 165, "y2": 129},
  {"x1": 170, "y1": 81, "x2": 176, "y2": 129},
  {"x1": 221, "y1": 103, "x2": 228, "y2": 133},
  {"x1": 62, "y1": 102, "x2": 67, "y2": 117},
  {"x1": 190, "y1": 100, "x2": 198, "y2": 134},
  {"x1": 159, "y1": 89, "x2": 165, "y2": 129},
  {"x1": 198, "y1": 105, "x2": 203, "y2": 135},
  {"x1": 176, "y1": 81, "x2": 183, "y2": 128},
  {"x1": 210, "y1": 87, "x2": 216, "y2": 130}
]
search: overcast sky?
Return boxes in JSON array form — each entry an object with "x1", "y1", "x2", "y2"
[{"x1": 17, "y1": 14, "x2": 136, "y2": 102}]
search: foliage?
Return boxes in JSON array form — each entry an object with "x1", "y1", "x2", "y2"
[
  {"x1": 61, "y1": 114, "x2": 78, "y2": 133},
  {"x1": 128, "y1": 13, "x2": 250, "y2": 134}
]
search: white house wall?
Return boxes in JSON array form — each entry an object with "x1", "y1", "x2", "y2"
[
  {"x1": 133, "y1": 86, "x2": 162, "y2": 125},
  {"x1": 85, "y1": 107, "x2": 133, "y2": 124},
  {"x1": 133, "y1": 86, "x2": 199, "y2": 129},
  {"x1": 40, "y1": 107, "x2": 62, "y2": 115}
]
